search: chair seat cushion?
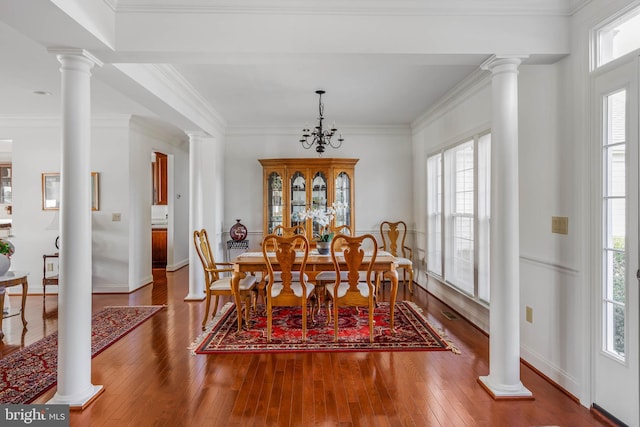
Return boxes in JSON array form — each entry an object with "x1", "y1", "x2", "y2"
[
  {"x1": 315, "y1": 270, "x2": 349, "y2": 282},
  {"x1": 270, "y1": 282, "x2": 315, "y2": 298},
  {"x1": 209, "y1": 275, "x2": 256, "y2": 291},
  {"x1": 395, "y1": 257, "x2": 412, "y2": 267},
  {"x1": 326, "y1": 281, "x2": 370, "y2": 298}
]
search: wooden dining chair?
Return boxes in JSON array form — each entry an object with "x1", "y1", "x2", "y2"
[
  {"x1": 194, "y1": 229, "x2": 257, "y2": 331},
  {"x1": 379, "y1": 220, "x2": 414, "y2": 294},
  {"x1": 313, "y1": 224, "x2": 352, "y2": 323},
  {"x1": 326, "y1": 233, "x2": 378, "y2": 343},
  {"x1": 262, "y1": 233, "x2": 315, "y2": 342}
]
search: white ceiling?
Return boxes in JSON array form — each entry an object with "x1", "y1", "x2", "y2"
[{"x1": 0, "y1": 0, "x2": 591, "y2": 135}]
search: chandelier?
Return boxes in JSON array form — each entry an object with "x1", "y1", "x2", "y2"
[{"x1": 300, "y1": 90, "x2": 344, "y2": 155}]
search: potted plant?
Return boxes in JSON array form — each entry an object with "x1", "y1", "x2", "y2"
[
  {"x1": 0, "y1": 238, "x2": 15, "y2": 276},
  {"x1": 297, "y1": 202, "x2": 346, "y2": 255}
]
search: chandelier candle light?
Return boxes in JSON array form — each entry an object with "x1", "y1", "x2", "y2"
[{"x1": 300, "y1": 90, "x2": 344, "y2": 156}]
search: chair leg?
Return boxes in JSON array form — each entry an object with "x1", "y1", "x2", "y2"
[
  {"x1": 333, "y1": 302, "x2": 339, "y2": 342},
  {"x1": 267, "y1": 301, "x2": 272, "y2": 342},
  {"x1": 369, "y1": 302, "x2": 374, "y2": 343},
  {"x1": 408, "y1": 268, "x2": 414, "y2": 294},
  {"x1": 301, "y1": 298, "x2": 307, "y2": 342},
  {"x1": 212, "y1": 295, "x2": 220, "y2": 317},
  {"x1": 201, "y1": 291, "x2": 212, "y2": 330}
]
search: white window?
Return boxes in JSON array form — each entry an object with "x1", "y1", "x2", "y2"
[
  {"x1": 427, "y1": 133, "x2": 491, "y2": 302},
  {"x1": 427, "y1": 154, "x2": 442, "y2": 276},
  {"x1": 602, "y1": 89, "x2": 627, "y2": 359},
  {"x1": 595, "y1": 5, "x2": 640, "y2": 69}
]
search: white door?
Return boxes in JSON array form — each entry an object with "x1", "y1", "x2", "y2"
[{"x1": 592, "y1": 54, "x2": 639, "y2": 426}]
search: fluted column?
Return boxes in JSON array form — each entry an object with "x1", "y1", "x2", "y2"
[
  {"x1": 47, "y1": 49, "x2": 104, "y2": 407},
  {"x1": 478, "y1": 55, "x2": 532, "y2": 399},
  {"x1": 184, "y1": 131, "x2": 209, "y2": 301}
]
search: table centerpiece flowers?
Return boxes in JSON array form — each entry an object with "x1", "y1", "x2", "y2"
[{"x1": 0, "y1": 238, "x2": 15, "y2": 276}]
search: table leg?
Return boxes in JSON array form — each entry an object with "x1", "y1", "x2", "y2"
[
  {"x1": 388, "y1": 269, "x2": 399, "y2": 333},
  {"x1": 20, "y1": 279, "x2": 28, "y2": 328},
  {"x1": 0, "y1": 287, "x2": 5, "y2": 341},
  {"x1": 231, "y1": 270, "x2": 244, "y2": 333}
]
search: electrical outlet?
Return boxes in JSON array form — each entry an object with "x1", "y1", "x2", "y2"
[
  {"x1": 526, "y1": 306, "x2": 533, "y2": 323},
  {"x1": 112, "y1": 213, "x2": 121, "y2": 222},
  {"x1": 47, "y1": 263, "x2": 54, "y2": 272}
]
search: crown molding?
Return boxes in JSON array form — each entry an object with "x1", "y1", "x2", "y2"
[
  {"x1": 114, "y1": 0, "x2": 592, "y2": 16},
  {"x1": 411, "y1": 67, "x2": 491, "y2": 134}
]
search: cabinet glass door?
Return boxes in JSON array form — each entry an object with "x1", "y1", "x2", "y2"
[
  {"x1": 267, "y1": 172, "x2": 283, "y2": 233},
  {"x1": 335, "y1": 172, "x2": 351, "y2": 226},
  {"x1": 290, "y1": 172, "x2": 307, "y2": 229},
  {"x1": 311, "y1": 172, "x2": 328, "y2": 236},
  {"x1": 0, "y1": 165, "x2": 11, "y2": 204}
]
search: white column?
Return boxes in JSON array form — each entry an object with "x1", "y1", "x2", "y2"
[
  {"x1": 478, "y1": 55, "x2": 532, "y2": 398},
  {"x1": 47, "y1": 49, "x2": 104, "y2": 407},
  {"x1": 184, "y1": 131, "x2": 208, "y2": 301}
]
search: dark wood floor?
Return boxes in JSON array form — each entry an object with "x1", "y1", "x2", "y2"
[{"x1": 1, "y1": 267, "x2": 603, "y2": 426}]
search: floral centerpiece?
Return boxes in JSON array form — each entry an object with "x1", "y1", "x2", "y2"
[
  {"x1": 0, "y1": 238, "x2": 15, "y2": 276},
  {"x1": 295, "y1": 202, "x2": 346, "y2": 254},
  {"x1": 0, "y1": 239, "x2": 15, "y2": 257}
]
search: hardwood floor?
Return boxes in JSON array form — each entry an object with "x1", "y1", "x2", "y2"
[{"x1": 1, "y1": 267, "x2": 604, "y2": 426}]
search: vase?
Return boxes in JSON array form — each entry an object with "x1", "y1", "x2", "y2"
[
  {"x1": 230, "y1": 219, "x2": 248, "y2": 241},
  {"x1": 316, "y1": 241, "x2": 330, "y2": 255},
  {"x1": 0, "y1": 254, "x2": 10, "y2": 276}
]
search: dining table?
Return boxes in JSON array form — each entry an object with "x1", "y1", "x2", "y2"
[{"x1": 230, "y1": 250, "x2": 399, "y2": 334}]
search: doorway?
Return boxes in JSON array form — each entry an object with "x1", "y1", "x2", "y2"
[
  {"x1": 591, "y1": 53, "x2": 639, "y2": 426},
  {"x1": 152, "y1": 151, "x2": 168, "y2": 269}
]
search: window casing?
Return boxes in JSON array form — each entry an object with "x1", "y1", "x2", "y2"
[
  {"x1": 594, "y1": 5, "x2": 640, "y2": 69},
  {"x1": 427, "y1": 132, "x2": 491, "y2": 303}
]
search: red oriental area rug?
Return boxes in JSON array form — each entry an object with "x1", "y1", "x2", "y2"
[
  {"x1": 191, "y1": 301, "x2": 459, "y2": 354},
  {"x1": 0, "y1": 305, "x2": 165, "y2": 404}
]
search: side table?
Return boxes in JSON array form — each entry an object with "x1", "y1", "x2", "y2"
[
  {"x1": 226, "y1": 239, "x2": 249, "y2": 262},
  {"x1": 0, "y1": 271, "x2": 29, "y2": 341}
]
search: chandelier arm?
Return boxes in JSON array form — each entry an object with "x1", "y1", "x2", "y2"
[{"x1": 301, "y1": 138, "x2": 314, "y2": 149}]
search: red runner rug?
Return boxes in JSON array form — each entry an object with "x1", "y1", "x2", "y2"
[
  {"x1": 0, "y1": 305, "x2": 164, "y2": 404},
  {"x1": 191, "y1": 301, "x2": 459, "y2": 354}
]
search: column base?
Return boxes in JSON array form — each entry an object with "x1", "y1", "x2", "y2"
[
  {"x1": 184, "y1": 294, "x2": 206, "y2": 301},
  {"x1": 48, "y1": 384, "x2": 104, "y2": 410},
  {"x1": 478, "y1": 376, "x2": 534, "y2": 400}
]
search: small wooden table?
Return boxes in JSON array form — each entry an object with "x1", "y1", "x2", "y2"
[
  {"x1": 0, "y1": 271, "x2": 29, "y2": 341},
  {"x1": 231, "y1": 251, "x2": 399, "y2": 333}
]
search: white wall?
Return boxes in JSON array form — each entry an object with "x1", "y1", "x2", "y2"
[
  {"x1": 411, "y1": 62, "x2": 587, "y2": 399},
  {"x1": 223, "y1": 127, "x2": 414, "y2": 251},
  {"x1": 3, "y1": 115, "x2": 188, "y2": 295}
]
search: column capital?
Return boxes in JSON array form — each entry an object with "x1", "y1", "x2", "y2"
[
  {"x1": 480, "y1": 55, "x2": 529, "y2": 74},
  {"x1": 48, "y1": 48, "x2": 104, "y2": 68},
  {"x1": 185, "y1": 130, "x2": 213, "y2": 142}
]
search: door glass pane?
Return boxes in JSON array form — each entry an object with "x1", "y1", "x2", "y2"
[
  {"x1": 290, "y1": 172, "x2": 306, "y2": 228},
  {"x1": 311, "y1": 172, "x2": 327, "y2": 236},
  {"x1": 267, "y1": 172, "x2": 283, "y2": 233},
  {"x1": 602, "y1": 88, "x2": 627, "y2": 360},
  {"x1": 334, "y1": 172, "x2": 351, "y2": 227},
  {"x1": 596, "y1": 6, "x2": 640, "y2": 68}
]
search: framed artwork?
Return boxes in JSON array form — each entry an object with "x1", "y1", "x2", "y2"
[{"x1": 42, "y1": 172, "x2": 100, "y2": 211}]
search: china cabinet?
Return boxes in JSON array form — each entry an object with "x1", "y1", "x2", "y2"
[
  {"x1": 259, "y1": 158, "x2": 358, "y2": 239},
  {"x1": 0, "y1": 164, "x2": 11, "y2": 204}
]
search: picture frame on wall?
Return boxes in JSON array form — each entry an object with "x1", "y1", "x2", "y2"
[{"x1": 42, "y1": 172, "x2": 100, "y2": 211}]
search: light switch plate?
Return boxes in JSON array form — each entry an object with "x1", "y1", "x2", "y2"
[
  {"x1": 551, "y1": 216, "x2": 569, "y2": 235},
  {"x1": 112, "y1": 213, "x2": 122, "y2": 222}
]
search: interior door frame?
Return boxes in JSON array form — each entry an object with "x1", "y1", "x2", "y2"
[{"x1": 590, "y1": 51, "x2": 640, "y2": 426}]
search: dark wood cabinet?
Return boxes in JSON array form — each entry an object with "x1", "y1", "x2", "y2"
[
  {"x1": 152, "y1": 228, "x2": 167, "y2": 268},
  {"x1": 152, "y1": 152, "x2": 168, "y2": 205}
]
